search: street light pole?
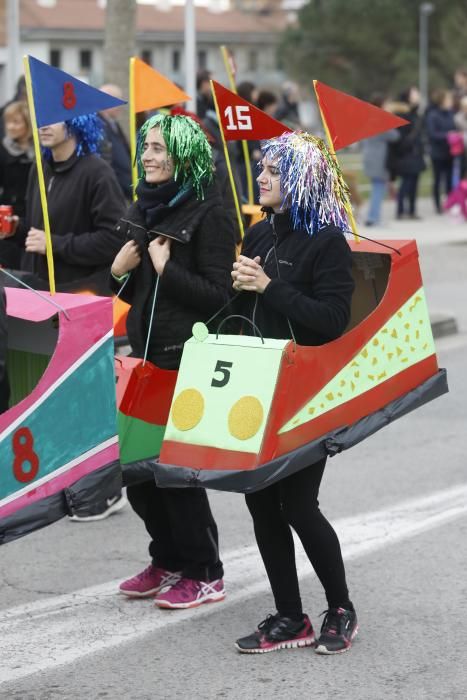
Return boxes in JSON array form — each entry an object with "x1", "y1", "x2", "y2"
[
  {"x1": 184, "y1": 0, "x2": 196, "y2": 113},
  {"x1": 6, "y1": 0, "x2": 20, "y2": 98},
  {"x1": 419, "y1": 2, "x2": 434, "y2": 110}
]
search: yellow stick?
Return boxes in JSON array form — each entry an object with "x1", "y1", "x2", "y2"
[
  {"x1": 129, "y1": 57, "x2": 138, "y2": 201},
  {"x1": 210, "y1": 80, "x2": 244, "y2": 240},
  {"x1": 23, "y1": 56, "x2": 56, "y2": 294},
  {"x1": 220, "y1": 45, "x2": 254, "y2": 206},
  {"x1": 313, "y1": 80, "x2": 359, "y2": 243}
]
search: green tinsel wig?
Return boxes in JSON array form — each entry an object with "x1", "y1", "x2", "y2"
[{"x1": 136, "y1": 113, "x2": 213, "y2": 199}]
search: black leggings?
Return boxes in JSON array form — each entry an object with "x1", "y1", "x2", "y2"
[
  {"x1": 127, "y1": 481, "x2": 223, "y2": 582},
  {"x1": 245, "y1": 458, "x2": 351, "y2": 618},
  {"x1": 432, "y1": 157, "x2": 454, "y2": 212}
]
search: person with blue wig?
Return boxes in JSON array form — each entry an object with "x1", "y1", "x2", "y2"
[
  {"x1": 14, "y1": 114, "x2": 125, "y2": 293},
  {"x1": 232, "y1": 131, "x2": 358, "y2": 655}
]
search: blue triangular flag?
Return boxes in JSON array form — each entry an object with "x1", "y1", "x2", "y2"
[{"x1": 27, "y1": 56, "x2": 126, "y2": 127}]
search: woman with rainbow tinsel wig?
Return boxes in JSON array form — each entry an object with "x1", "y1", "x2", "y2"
[
  {"x1": 16, "y1": 113, "x2": 125, "y2": 292},
  {"x1": 232, "y1": 131, "x2": 358, "y2": 655},
  {"x1": 111, "y1": 113, "x2": 235, "y2": 608}
]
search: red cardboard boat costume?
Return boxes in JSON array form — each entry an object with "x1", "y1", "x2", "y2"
[{"x1": 154, "y1": 132, "x2": 448, "y2": 494}]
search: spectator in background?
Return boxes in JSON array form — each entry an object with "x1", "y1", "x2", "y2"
[
  {"x1": 387, "y1": 87, "x2": 426, "y2": 220},
  {"x1": 99, "y1": 84, "x2": 132, "y2": 201},
  {"x1": 362, "y1": 94, "x2": 399, "y2": 226},
  {"x1": 275, "y1": 81, "x2": 301, "y2": 130},
  {"x1": 0, "y1": 286, "x2": 9, "y2": 414},
  {"x1": 0, "y1": 76, "x2": 27, "y2": 141},
  {"x1": 0, "y1": 101, "x2": 34, "y2": 268},
  {"x1": 196, "y1": 70, "x2": 213, "y2": 119},
  {"x1": 426, "y1": 90, "x2": 456, "y2": 213},
  {"x1": 257, "y1": 90, "x2": 279, "y2": 118},
  {"x1": 453, "y1": 67, "x2": 467, "y2": 110},
  {"x1": 454, "y1": 95, "x2": 467, "y2": 177},
  {"x1": 237, "y1": 81, "x2": 259, "y2": 106}
]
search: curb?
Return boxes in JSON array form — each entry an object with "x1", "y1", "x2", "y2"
[{"x1": 430, "y1": 313, "x2": 458, "y2": 339}]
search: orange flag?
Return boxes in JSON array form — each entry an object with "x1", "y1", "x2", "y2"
[
  {"x1": 314, "y1": 80, "x2": 409, "y2": 151},
  {"x1": 133, "y1": 57, "x2": 190, "y2": 113},
  {"x1": 212, "y1": 80, "x2": 291, "y2": 141}
]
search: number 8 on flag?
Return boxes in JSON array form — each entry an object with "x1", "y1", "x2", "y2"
[{"x1": 212, "y1": 80, "x2": 291, "y2": 141}]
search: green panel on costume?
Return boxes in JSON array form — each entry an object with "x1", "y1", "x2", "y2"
[
  {"x1": 118, "y1": 411, "x2": 166, "y2": 464},
  {"x1": 7, "y1": 349, "x2": 51, "y2": 407},
  {"x1": 164, "y1": 334, "x2": 288, "y2": 453},
  {"x1": 280, "y1": 287, "x2": 435, "y2": 434}
]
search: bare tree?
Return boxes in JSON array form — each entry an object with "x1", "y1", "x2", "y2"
[{"x1": 102, "y1": 0, "x2": 136, "y2": 136}]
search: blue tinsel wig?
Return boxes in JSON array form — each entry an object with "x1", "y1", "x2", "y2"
[
  {"x1": 260, "y1": 131, "x2": 350, "y2": 235},
  {"x1": 42, "y1": 113, "x2": 104, "y2": 161}
]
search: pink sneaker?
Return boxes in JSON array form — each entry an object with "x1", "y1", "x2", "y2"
[
  {"x1": 154, "y1": 577, "x2": 225, "y2": 609},
  {"x1": 119, "y1": 565, "x2": 181, "y2": 598}
]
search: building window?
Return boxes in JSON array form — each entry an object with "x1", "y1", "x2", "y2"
[
  {"x1": 172, "y1": 50, "x2": 180, "y2": 72},
  {"x1": 141, "y1": 49, "x2": 152, "y2": 66},
  {"x1": 50, "y1": 49, "x2": 61, "y2": 68},
  {"x1": 249, "y1": 50, "x2": 258, "y2": 72},
  {"x1": 198, "y1": 50, "x2": 207, "y2": 70},
  {"x1": 80, "y1": 49, "x2": 92, "y2": 71}
]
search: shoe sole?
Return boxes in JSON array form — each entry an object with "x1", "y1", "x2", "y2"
[
  {"x1": 235, "y1": 635, "x2": 315, "y2": 654},
  {"x1": 314, "y1": 625, "x2": 359, "y2": 655},
  {"x1": 119, "y1": 587, "x2": 165, "y2": 599},
  {"x1": 155, "y1": 592, "x2": 226, "y2": 609},
  {"x1": 68, "y1": 497, "x2": 128, "y2": 522}
]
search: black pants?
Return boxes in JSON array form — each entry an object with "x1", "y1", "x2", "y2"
[
  {"x1": 245, "y1": 458, "x2": 351, "y2": 618},
  {"x1": 397, "y1": 173, "x2": 420, "y2": 216},
  {"x1": 432, "y1": 157, "x2": 454, "y2": 212},
  {"x1": 127, "y1": 480, "x2": 223, "y2": 582}
]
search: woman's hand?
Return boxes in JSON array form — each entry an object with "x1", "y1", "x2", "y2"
[
  {"x1": 111, "y1": 240, "x2": 141, "y2": 277},
  {"x1": 148, "y1": 236, "x2": 171, "y2": 275},
  {"x1": 232, "y1": 255, "x2": 271, "y2": 293},
  {"x1": 25, "y1": 227, "x2": 46, "y2": 255}
]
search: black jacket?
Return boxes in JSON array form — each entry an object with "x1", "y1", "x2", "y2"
[
  {"x1": 18, "y1": 152, "x2": 126, "y2": 291},
  {"x1": 426, "y1": 108, "x2": 456, "y2": 161},
  {"x1": 237, "y1": 213, "x2": 354, "y2": 346},
  {"x1": 387, "y1": 106, "x2": 426, "y2": 177},
  {"x1": 0, "y1": 137, "x2": 34, "y2": 268},
  {"x1": 0, "y1": 287, "x2": 9, "y2": 414},
  {"x1": 111, "y1": 183, "x2": 236, "y2": 368}
]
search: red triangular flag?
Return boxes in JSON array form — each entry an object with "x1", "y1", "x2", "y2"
[
  {"x1": 132, "y1": 57, "x2": 190, "y2": 113},
  {"x1": 212, "y1": 80, "x2": 291, "y2": 141},
  {"x1": 314, "y1": 80, "x2": 409, "y2": 151}
]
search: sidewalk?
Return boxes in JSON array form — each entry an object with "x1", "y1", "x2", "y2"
[
  {"x1": 354, "y1": 196, "x2": 467, "y2": 247},
  {"x1": 354, "y1": 197, "x2": 466, "y2": 337}
]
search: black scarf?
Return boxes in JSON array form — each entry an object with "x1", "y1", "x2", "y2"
[{"x1": 135, "y1": 178, "x2": 191, "y2": 229}]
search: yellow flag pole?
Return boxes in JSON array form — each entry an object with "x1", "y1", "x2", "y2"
[
  {"x1": 23, "y1": 56, "x2": 56, "y2": 295},
  {"x1": 220, "y1": 45, "x2": 254, "y2": 206},
  {"x1": 210, "y1": 80, "x2": 244, "y2": 240},
  {"x1": 129, "y1": 57, "x2": 138, "y2": 201},
  {"x1": 313, "y1": 80, "x2": 359, "y2": 243}
]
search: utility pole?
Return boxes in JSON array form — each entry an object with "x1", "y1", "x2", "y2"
[
  {"x1": 103, "y1": 0, "x2": 136, "y2": 136},
  {"x1": 419, "y1": 2, "x2": 434, "y2": 110},
  {"x1": 184, "y1": 0, "x2": 196, "y2": 113}
]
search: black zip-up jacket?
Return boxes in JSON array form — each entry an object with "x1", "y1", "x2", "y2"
[
  {"x1": 110, "y1": 183, "x2": 236, "y2": 368},
  {"x1": 237, "y1": 212, "x2": 354, "y2": 345},
  {"x1": 18, "y1": 152, "x2": 126, "y2": 290},
  {"x1": 0, "y1": 287, "x2": 9, "y2": 413}
]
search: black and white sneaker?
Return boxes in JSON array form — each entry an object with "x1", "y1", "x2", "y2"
[
  {"x1": 315, "y1": 607, "x2": 358, "y2": 654},
  {"x1": 68, "y1": 494, "x2": 127, "y2": 522},
  {"x1": 235, "y1": 614, "x2": 315, "y2": 654}
]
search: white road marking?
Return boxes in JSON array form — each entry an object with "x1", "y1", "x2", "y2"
[{"x1": 1, "y1": 483, "x2": 466, "y2": 685}]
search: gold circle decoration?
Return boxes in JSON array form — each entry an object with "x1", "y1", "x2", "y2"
[
  {"x1": 228, "y1": 396, "x2": 264, "y2": 441},
  {"x1": 171, "y1": 388, "x2": 205, "y2": 431}
]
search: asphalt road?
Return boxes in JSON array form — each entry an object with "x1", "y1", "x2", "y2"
[{"x1": 1, "y1": 235, "x2": 466, "y2": 700}]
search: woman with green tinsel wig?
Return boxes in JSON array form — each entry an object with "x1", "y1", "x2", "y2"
[{"x1": 110, "y1": 113, "x2": 235, "y2": 608}]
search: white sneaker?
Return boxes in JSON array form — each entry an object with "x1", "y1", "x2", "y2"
[{"x1": 68, "y1": 494, "x2": 127, "y2": 522}]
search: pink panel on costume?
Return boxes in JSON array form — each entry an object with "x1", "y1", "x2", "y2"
[{"x1": 0, "y1": 441, "x2": 118, "y2": 520}]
